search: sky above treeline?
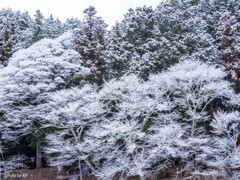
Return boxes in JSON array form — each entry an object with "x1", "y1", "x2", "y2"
[{"x1": 1, "y1": 0, "x2": 162, "y2": 27}]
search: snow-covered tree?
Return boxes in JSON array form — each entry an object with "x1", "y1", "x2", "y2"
[
  {"x1": 116, "y1": 6, "x2": 160, "y2": 79},
  {"x1": 216, "y1": 11, "x2": 240, "y2": 92},
  {"x1": 64, "y1": 17, "x2": 81, "y2": 31},
  {"x1": 0, "y1": 32, "x2": 89, "y2": 169},
  {"x1": 14, "y1": 10, "x2": 32, "y2": 31},
  {"x1": 44, "y1": 85, "x2": 104, "y2": 180},
  {"x1": 31, "y1": 10, "x2": 45, "y2": 43},
  {"x1": 73, "y1": 6, "x2": 108, "y2": 86},
  {"x1": 208, "y1": 111, "x2": 240, "y2": 178},
  {"x1": 0, "y1": 154, "x2": 29, "y2": 177},
  {"x1": 159, "y1": 60, "x2": 237, "y2": 179},
  {"x1": 106, "y1": 22, "x2": 123, "y2": 78},
  {"x1": 0, "y1": 108, "x2": 28, "y2": 176},
  {"x1": 0, "y1": 14, "x2": 18, "y2": 67},
  {"x1": 161, "y1": 59, "x2": 236, "y2": 137},
  {"x1": 155, "y1": 0, "x2": 217, "y2": 66},
  {"x1": 14, "y1": 11, "x2": 34, "y2": 49},
  {"x1": 44, "y1": 15, "x2": 64, "y2": 39},
  {"x1": 212, "y1": 111, "x2": 240, "y2": 155},
  {"x1": 88, "y1": 74, "x2": 182, "y2": 179}
]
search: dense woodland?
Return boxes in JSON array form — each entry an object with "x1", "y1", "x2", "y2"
[{"x1": 0, "y1": 0, "x2": 240, "y2": 179}]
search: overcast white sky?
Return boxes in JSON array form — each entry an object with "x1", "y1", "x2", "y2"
[{"x1": 1, "y1": 0, "x2": 161, "y2": 27}]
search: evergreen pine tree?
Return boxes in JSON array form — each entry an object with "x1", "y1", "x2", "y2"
[
  {"x1": 14, "y1": 10, "x2": 34, "y2": 49},
  {"x1": 43, "y1": 14, "x2": 55, "y2": 38},
  {"x1": 73, "y1": 6, "x2": 108, "y2": 86},
  {"x1": 155, "y1": 0, "x2": 217, "y2": 66},
  {"x1": 54, "y1": 18, "x2": 64, "y2": 37},
  {"x1": 209, "y1": 0, "x2": 240, "y2": 38},
  {"x1": 117, "y1": 6, "x2": 160, "y2": 79},
  {"x1": 32, "y1": 10, "x2": 45, "y2": 43},
  {"x1": 216, "y1": 12, "x2": 240, "y2": 92},
  {"x1": 106, "y1": 22, "x2": 123, "y2": 78},
  {"x1": 0, "y1": 8, "x2": 14, "y2": 18},
  {"x1": 64, "y1": 17, "x2": 81, "y2": 31},
  {"x1": 0, "y1": 14, "x2": 17, "y2": 67},
  {"x1": 44, "y1": 15, "x2": 64, "y2": 39},
  {"x1": 14, "y1": 10, "x2": 32, "y2": 31}
]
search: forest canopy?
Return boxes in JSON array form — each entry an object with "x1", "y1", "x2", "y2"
[{"x1": 0, "y1": 0, "x2": 240, "y2": 179}]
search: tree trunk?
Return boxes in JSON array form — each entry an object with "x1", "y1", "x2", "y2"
[
  {"x1": 233, "y1": 140, "x2": 237, "y2": 154},
  {"x1": 191, "y1": 120, "x2": 196, "y2": 137},
  {"x1": 36, "y1": 141, "x2": 42, "y2": 169},
  {"x1": 78, "y1": 157, "x2": 83, "y2": 180}
]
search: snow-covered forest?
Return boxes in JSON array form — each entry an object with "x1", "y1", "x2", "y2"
[{"x1": 0, "y1": 0, "x2": 240, "y2": 179}]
